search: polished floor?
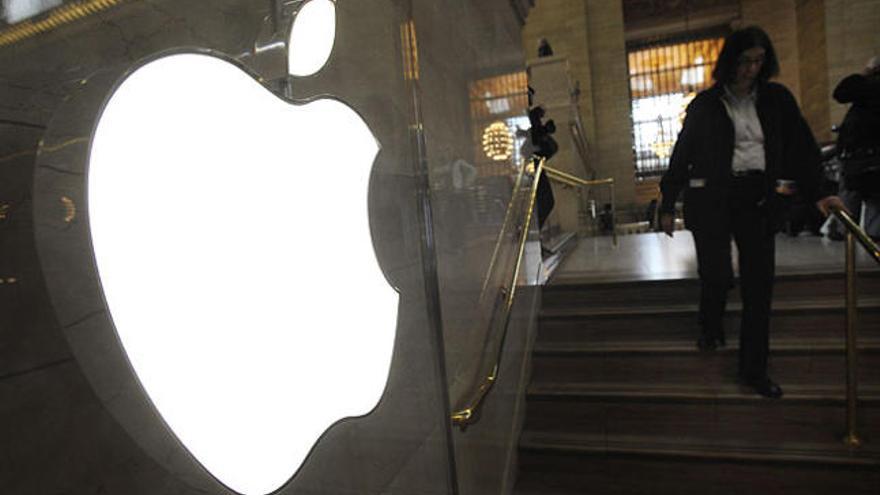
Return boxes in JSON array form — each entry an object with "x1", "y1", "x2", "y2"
[{"x1": 553, "y1": 231, "x2": 880, "y2": 284}]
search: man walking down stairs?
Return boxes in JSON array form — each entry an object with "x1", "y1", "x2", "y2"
[{"x1": 515, "y1": 250, "x2": 880, "y2": 494}]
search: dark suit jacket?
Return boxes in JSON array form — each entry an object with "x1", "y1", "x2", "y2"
[
  {"x1": 834, "y1": 73, "x2": 880, "y2": 154},
  {"x1": 659, "y1": 82, "x2": 824, "y2": 232}
]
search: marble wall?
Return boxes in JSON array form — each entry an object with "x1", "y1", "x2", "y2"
[
  {"x1": 0, "y1": 1, "x2": 539, "y2": 494},
  {"x1": 740, "y1": 0, "x2": 802, "y2": 104},
  {"x1": 522, "y1": 0, "x2": 637, "y2": 214},
  {"x1": 797, "y1": 0, "x2": 832, "y2": 142}
]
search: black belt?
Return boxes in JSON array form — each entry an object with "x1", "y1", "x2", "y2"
[{"x1": 731, "y1": 169, "x2": 765, "y2": 177}]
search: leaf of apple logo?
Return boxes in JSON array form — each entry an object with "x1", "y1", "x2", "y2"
[{"x1": 87, "y1": 4, "x2": 396, "y2": 495}]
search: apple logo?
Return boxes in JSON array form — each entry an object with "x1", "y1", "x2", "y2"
[{"x1": 86, "y1": 1, "x2": 397, "y2": 494}]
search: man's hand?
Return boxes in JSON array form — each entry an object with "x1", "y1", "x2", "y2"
[
  {"x1": 660, "y1": 212, "x2": 676, "y2": 237},
  {"x1": 816, "y1": 195, "x2": 848, "y2": 217}
]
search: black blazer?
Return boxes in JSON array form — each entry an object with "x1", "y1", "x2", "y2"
[
  {"x1": 834, "y1": 73, "x2": 880, "y2": 154},
  {"x1": 659, "y1": 82, "x2": 824, "y2": 231}
]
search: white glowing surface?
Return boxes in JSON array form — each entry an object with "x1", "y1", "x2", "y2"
[
  {"x1": 288, "y1": 0, "x2": 336, "y2": 76},
  {"x1": 3, "y1": 0, "x2": 61, "y2": 23},
  {"x1": 88, "y1": 53, "x2": 395, "y2": 495}
]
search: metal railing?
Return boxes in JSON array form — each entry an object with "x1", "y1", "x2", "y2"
[
  {"x1": 450, "y1": 159, "x2": 618, "y2": 428},
  {"x1": 0, "y1": 0, "x2": 126, "y2": 48},
  {"x1": 543, "y1": 165, "x2": 617, "y2": 246},
  {"x1": 831, "y1": 206, "x2": 880, "y2": 448},
  {"x1": 451, "y1": 157, "x2": 546, "y2": 427}
]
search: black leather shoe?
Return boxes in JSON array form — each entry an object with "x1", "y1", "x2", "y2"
[
  {"x1": 696, "y1": 332, "x2": 726, "y2": 351},
  {"x1": 741, "y1": 376, "x2": 783, "y2": 399},
  {"x1": 696, "y1": 335, "x2": 717, "y2": 351}
]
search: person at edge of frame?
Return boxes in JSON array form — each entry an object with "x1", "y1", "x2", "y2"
[
  {"x1": 825, "y1": 55, "x2": 880, "y2": 242},
  {"x1": 658, "y1": 26, "x2": 846, "y2": 399}
]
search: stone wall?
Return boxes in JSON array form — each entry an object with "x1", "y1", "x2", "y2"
[
  {"x1": 797, "y1": 0, "x2": 833, "y2": 142},
  {"x1": 584, "y1": 0, "x2": 637, "y2": 210},
  {"x1": 523, "y1": 0, "x2": 636, "y2": 230},
  {"x1": 741, "y1": 0, "x2": 802, "y2": 102},
  {"x1": 522, "y1": 0, "x2": 596, "y2": 232}
]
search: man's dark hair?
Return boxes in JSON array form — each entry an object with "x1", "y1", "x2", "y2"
[{"x1": 712, "y1": 26, "x2": 780, "y2": 84}]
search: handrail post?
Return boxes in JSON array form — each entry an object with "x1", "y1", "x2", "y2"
[
  {"x1": 844, "y1": 230, "x2": 862, "y2": 447},
  {"x1": 610, "y1": 179, "x2": 618, "y2": 247}
]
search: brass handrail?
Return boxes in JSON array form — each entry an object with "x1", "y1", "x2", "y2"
[
  {"x1": 543, "y1": 165, "x2": 617, "y2": 246},
  {"x1": 451, "y1": 160, "x2": 617, "y2": 427},
  {"x1": 831, "y1": 206, "x2": 880, "y2": 448},
  {"x1": 833, "y1": 207, "x2": 880, "y2": 263},
  {"x1": 479, "y1": 160, "x2": 530, "y2": 300},
  {"x1": 451, "y1": 158, "x2": 545, "y2": 427},
  {"x1": 0, "y1": 0, "x2": 126, "y2": 48}
]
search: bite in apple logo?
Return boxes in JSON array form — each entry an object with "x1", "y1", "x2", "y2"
[{"x1": 86, "y1": 1, "x2": 397, "y2": 494}]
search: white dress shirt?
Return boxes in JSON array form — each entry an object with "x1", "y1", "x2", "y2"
[{"x1": 721, "y1": 86, "x2": 766, "y2": 172}]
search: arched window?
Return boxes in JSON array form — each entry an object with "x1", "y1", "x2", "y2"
[{"x1": 628, "y1": 30, "x2": 726, "y2": 179}]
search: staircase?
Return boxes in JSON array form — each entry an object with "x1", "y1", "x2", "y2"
[{"x1": 515, "y1": 271, "x2": 880, "y2": 494}]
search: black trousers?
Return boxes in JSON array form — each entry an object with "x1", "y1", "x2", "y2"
[
  {"x1": 692, "y1": 174, "x2": 775, "y2": 380},
  {"x1": 536, "y1": 170, "x2": 555, "y2": 229}
]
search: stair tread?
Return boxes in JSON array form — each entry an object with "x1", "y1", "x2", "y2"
[
  {"x1": 546, "y1": 269, "x2": 880, "y2": 289},
  {"x1": 533, "y1": 337, "x2": 880, "y2": 355},
  {"x1": 527, "y1": 382, "x2": 880, "y2": 402},
  {"x1": 519, "y1": 431, "x2": 880, "y2": 465},
  {"x1": 518, "y1": 270, "x2": 880, "y2": 493},
  {"x1": 540, "y1": 296, "x2": 880, "y2": 318}
]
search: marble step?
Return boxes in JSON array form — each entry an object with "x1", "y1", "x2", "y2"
[
  {"x1": 530, "y1": 340, "x2": 880, "y2": 387},
  {"x1": 533, "y1": 337, "x2": 880, "y2": 355},
  {"x1": 542, "y1": 271, "x2": 880, "y2": 310},
  {"x1": 537, "y1": 298, "x2": 880, "y2": 344},
  {"x1": 524, "y1": 383, "x2": 880, "y2": 449},
  {"x1": 516, "y1": 431, "x2": 880, "y2": 495}
]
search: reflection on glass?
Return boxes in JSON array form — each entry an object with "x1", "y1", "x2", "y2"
[
  {"x1": 468, "y1": 72, "x2": 529, "y2": 120},
  {"x1": 482, "y1": 121, "x2": 514, "y2": 162},
  {"x1": 469, "y1": 72, "x2": 529, "y2": 176},
  {"x1": 400, "y1": 19, "x2": 419, "y2": 81}
]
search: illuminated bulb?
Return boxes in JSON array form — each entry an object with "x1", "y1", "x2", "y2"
[{"x1": 482, "y1": 121, "x2": 514, "y2": 162}]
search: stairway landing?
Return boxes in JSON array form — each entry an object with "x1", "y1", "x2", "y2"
[{"x1": 554, "y1": 231, "x2": 879, "y2": 285}]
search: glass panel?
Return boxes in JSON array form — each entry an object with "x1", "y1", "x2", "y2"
[
  {"x1": 409, "y1": 2, "x2": 538, "y2": 493},
  {"x1": 19, "y1": 1, "x2": 484, "y2": 494}
]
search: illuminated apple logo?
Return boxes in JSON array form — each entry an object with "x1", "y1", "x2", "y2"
[{"x1": 86, "y1": 1, "x2": 397, "y2": 494}]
